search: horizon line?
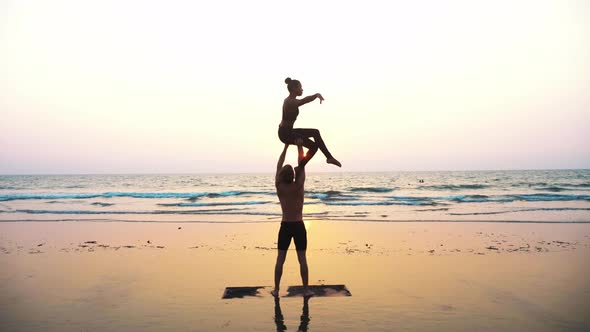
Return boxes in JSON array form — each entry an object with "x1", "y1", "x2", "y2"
[{"x1": 1, "y1": 167, "x2": 589, "y2": 176}]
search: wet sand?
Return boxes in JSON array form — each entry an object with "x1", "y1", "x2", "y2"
[{"x1": 1, "y1": 221, "x2": 589, "y2": 331}]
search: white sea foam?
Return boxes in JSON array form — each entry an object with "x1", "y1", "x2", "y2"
[{"x1": 1, "y1": 170, "x2": 589, "y2": 223}]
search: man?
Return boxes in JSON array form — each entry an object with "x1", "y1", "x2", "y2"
[{"x1": 271, "y1": 140, "x2": 317, "y2": 297}]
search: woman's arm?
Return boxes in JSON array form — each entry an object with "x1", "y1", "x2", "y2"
[{"x1": 296, "y1": 93, "x2": 324, "y2": 107}]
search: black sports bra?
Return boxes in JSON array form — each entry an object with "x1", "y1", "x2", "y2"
[{"x1": 282, "y1": 105, "x2": 299, "y2": 122}]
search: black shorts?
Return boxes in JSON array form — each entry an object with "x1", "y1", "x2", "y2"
[
  {"x1": 278, "y1": 126, "x2": 300, "y2": 144},
  {"x1": 277, "y1": 221, "x2": 307, "y2": 251}
]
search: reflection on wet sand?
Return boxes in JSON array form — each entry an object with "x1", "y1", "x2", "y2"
[
  {"x1": 1, "y1": 221, "x2": 589, "y2": 331},
  {"x1": 274, "y1": 296, "x2": 310, "y2": 332}
]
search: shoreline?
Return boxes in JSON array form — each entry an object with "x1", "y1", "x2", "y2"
[
  {"x1": 2, "y1": 218, "x2": 590, "y2": 223},
  {"x1": 2, "y1": 220, "x2": 589, "y2": 255}
]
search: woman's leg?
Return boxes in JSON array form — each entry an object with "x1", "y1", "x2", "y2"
[
  {"x1": 280, "y1": 128, "x2": 320, "y2": 165},
  {"x1": 291, "y1": 128, "x2": 332, "y2": 159},
  {"x1": 292, "y1": 128, "x2": 341, "y2": 167}
]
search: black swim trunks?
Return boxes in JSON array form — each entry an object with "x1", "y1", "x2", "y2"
[{"x1": 277, "y1": 221, "x2": 307, "y2": 251}]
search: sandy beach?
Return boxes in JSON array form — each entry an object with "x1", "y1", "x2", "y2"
[{"x1": 1, "y1": 220, "x2": 589, "y2": 331}]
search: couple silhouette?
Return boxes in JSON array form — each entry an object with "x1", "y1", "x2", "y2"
[{"x1": 272, "y1": 78, "x2": 341, "y2": 298}]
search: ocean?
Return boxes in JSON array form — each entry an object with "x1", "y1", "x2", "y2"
[{"x1": 1, "y1": 170, "x2": 589, "y2": 223}]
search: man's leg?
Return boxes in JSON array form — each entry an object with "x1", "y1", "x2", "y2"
[
  {"x1": 298, "y1": 296, "x2": 311, "y2": 331},
  {"x1": 293, "y1": 221, "x2": 312, "y2": 297},
  {"x1": 272, "y1": 250, "x2": 287, "y2": 297},
  {"x1": 296, "y1": 250, "x2": 312, "y2": 296}
]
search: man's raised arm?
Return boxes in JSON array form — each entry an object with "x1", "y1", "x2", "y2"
[
  {"x1": 297, "y1": 143, "x2": 318, "y2": 169},
  {"x1": 295, "y1": 143, "x2": 313, "y2": 186},
  {"x1": 275, "y1": 144, "x2": 289, "y2": 183}
]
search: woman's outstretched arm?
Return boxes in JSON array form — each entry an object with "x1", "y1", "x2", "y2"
[{"x1": 296, "y1": 93, "x2": 324, "y2": 107}]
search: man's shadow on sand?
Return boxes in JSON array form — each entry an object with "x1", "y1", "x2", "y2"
[{"x1": 274, "y1": 296, "x2": 310, "y2": 332}]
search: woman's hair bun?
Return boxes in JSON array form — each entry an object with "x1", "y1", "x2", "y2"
[{"x1": 285, "y1": 77, "x2": 292, "y2": 84}]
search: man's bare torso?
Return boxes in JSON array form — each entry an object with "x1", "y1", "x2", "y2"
[{"x1": 276, "y1": 183, "x2": 304, "y2": 222}]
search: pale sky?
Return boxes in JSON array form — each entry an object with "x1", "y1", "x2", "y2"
[{"x1": 1, "y1": 0, "x2": 589, "y2": 174}]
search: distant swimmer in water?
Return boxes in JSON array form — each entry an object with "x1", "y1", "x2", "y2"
[{"x1": 278, "y1": 77, "x2": 342, "y2": 167}]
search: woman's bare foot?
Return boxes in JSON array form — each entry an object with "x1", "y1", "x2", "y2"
[
  {"x1": 327, "y1": 157, "x2": 341, "y2": 167},
  {"x1": 271, "y1": 289, "x2": 279, "y2": 297}
]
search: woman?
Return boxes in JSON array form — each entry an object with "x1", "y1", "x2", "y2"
[{"x1": 278, "y1": 77, "x2": 342, "y2": 167}]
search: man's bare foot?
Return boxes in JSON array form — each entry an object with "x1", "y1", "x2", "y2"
[
  {"x1": 271, "y1": 289, "x2": 279, "y2": 297},
  {"x1": 327, "y1": 157, "x2": 341, "y2": 167},
  {"x1": 302, "y1": 288, "x2": 314, "y2": 298}
]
